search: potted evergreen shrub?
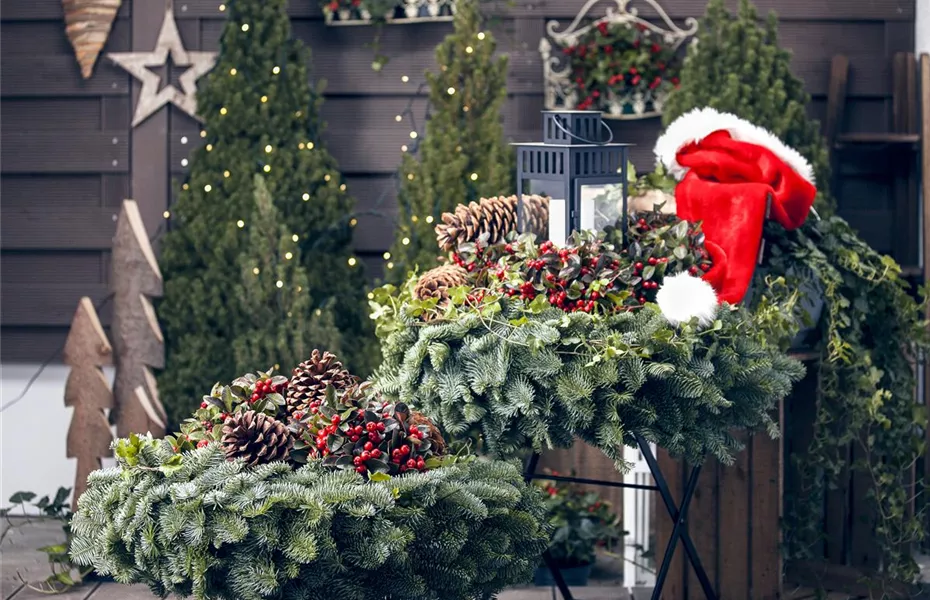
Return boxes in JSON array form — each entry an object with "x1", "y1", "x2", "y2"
[{"x1": 533, "y1": 475, "x2": 622, "y2": 587}]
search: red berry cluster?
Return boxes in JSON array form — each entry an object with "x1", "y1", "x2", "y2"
[
  {"x1": 250, "y1": 377, "x2": 286, "y2": 404},
  {"x1": 498, "y1": 236, "x2": 627, "y2": 314},
  {"x1": 293, "y1": 385, "x2": 443, "y2": 478}
]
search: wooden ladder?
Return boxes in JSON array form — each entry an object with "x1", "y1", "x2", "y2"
[{"x1": 825, "y1": 52, "x2": 923, "y2": 273}]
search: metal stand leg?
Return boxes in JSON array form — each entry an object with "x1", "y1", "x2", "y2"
[
  {"x1": 634, "y1": 435, "x2": 717, "y2": 600},
  {"x1": 523, "y1": 452, "x2": 575, "y2": 600},
  {"x1": 524, "y1": 439, "x2": 719, "y2": 600}
]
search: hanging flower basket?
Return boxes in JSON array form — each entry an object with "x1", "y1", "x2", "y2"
[
  {"x1": 372, "y1": 212, "x2": 804, "y2": 469},
  {"x1": 540, "y1": 0, "x2": 697, "y2": 119},
  {"x1": 322, "y1": 0, "x2": 456, "y2": 25},
  {"x1": 69, "y1": 354, "x2": 549, "y2": 600}
]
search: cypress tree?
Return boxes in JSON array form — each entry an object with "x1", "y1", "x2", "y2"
[
  {"x1": 232, "y1": 175, "x2": 343, "y2": 374},
  {"x1": 386, "y1": 0, "x2": 513, "y2": 282},
  {"x1": 159, "y1": 0, "x2": 374, "y2": 424},
  {"x1": 662, "y1": 0, "x2": 833, "y2": 213}
]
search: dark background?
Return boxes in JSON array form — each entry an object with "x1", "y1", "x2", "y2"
[{"x1": 0, "y1": 0, "x2": 916, "y2": 362}]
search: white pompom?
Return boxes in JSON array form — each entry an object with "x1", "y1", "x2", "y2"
[{"x1": 655, "y1": 272, "x2": 719, "y2": 328}]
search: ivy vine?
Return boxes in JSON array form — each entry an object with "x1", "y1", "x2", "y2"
[{"x1": 758, "y1": 216, "x2": 929, "y2": 581}]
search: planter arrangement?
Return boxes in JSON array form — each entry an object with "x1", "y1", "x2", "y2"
[
  {"x1": 69, "y1": 353, "x2": 550, "y2": 600},
  {"x1": 372, "y1": 197, "x2": 804, "y2": 468},
  {"x1": 540, "y1": 0, "x2": 697, "y2": 119},
  {"x1": 532, "y1": 474, "x2": 622, "y2": 587}
]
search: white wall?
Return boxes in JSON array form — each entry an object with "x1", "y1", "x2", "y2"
[
  {"x1": 918, "y1": 0, "x2": 929, "y2": 56},
  {"x1": 1, "y1": 364, "x2": 115, "y2": 513}
]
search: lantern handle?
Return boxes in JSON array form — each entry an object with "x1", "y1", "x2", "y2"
[{"x1": 551, "y1": 115, "x2": 614, "y2": 145}]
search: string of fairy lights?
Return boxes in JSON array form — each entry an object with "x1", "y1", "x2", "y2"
[{"x1": 4, "y1": 5, "x2": 489, "y2": 408}]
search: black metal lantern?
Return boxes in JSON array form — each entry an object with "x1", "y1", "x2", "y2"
[{"x1": 513, "y1": 110, "x2": 632, "y2": 245}]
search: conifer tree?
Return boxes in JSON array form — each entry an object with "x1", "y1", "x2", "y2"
[
  {"x1": 662, "y1": 0, "x2": 834, "y2": 213},
  {"x1": 386, "y1": 0, "x2": 513, "y2": 282},
  {"x1": 232, "y1": 175, "x2": 342, "y2": 374},
  {"x1": 159, "y1": 0, "x2": 374, "y2": 424}
]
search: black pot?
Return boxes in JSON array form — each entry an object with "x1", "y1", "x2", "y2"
[
  {"x1": 533, "y1": 563, "x2": 593, "y2": 587},
  {"x1": 744, "y1": 265, "x2": 824, "y2": 352}
]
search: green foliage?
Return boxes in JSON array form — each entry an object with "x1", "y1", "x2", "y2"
[
  {"x1": 660, "y1": 0, "x2": 930, "y2": 578},
  {"x1": 386, "y1": 0, "x2": 513, "y2": 283},
  {"x1": 70, "y1": 439, "x2": 550, "y2": 600},
  {"x1": 1, "y1": 488, "x2": 93, "y2": 593},
  {"x1": 662, "y1": 0, "x2": 833, "y2": 214},
  {"x1": 373, "y1": 276, "x2": 803, "y2": 468},
  {"x1": 535, "y1": 474, "x2": 622, "y2": 568},
  {"x1": 158, "y1": 0, "x2": 375, "y2": 426},
  {"x1": 760, "y1": 218, "x2": 930, "y2": 580},
  {"x1": 232, "y1": 175, "x2": 343, "y2": 374}
]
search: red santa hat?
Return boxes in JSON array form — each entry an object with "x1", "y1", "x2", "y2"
[{"x1": 654, "y1": 107, "x2": 817, "y2": 304}]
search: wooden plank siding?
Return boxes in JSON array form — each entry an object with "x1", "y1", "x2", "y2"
[{"x1": 0, "y1": 0, "x2": 914, "y2": 378}]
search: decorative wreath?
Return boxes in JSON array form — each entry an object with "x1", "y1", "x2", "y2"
[
  {"x1": 70, "y1": 353, "x2": 549, "y2": 600},
  {"x1": 372, "y1": 212, "x2": 804, "y2": 468}
]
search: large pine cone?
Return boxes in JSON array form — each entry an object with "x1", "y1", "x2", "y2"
[
  {"x1": 414, "y1": 264, "x2": 470, "y2": 303},
  {"x1": 221, "y1": 410, "x2": 293, "y2": 466},
  {"x1": 435, "y1": 195, "x2": 549, "y2": 252},
  {"x1": 287, "y1": 350, "x2": 359, "y2": 417}
]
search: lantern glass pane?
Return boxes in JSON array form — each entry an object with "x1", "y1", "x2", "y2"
[
  {"x1": 585, "y1": 182, "x2": 626, "y2": 233},
  {"x1": 520, "y1": 178, "x2": 568, "y2": 246}
]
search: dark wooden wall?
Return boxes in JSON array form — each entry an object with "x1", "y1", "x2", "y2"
[{"x1": 0, "y1": 0, "x2": 916, "y2": 363}]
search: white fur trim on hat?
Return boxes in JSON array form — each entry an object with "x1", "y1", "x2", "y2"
[
  {"x1": 655, "y1": 272, "x2": 719, "y2": 328},
  {"x1": 654, "y1": 107, "x2": 815, "y2": 185}
]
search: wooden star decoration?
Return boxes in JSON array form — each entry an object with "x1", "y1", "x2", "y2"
[{"x1": 107, "y1": 2, "x2": 216, "y2": 127}]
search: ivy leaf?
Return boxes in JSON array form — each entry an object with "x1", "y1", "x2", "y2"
[
  {"x1": 527, "y1": 294, "x2": 549, "y2": 314},
  {"x1": 158, "y1": 454, "x2": 183, "y2": 477}
]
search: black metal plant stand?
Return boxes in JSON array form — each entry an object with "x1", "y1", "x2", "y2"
[{"x1": 523, "y1": 433, "x2": 719, "y2": 600}]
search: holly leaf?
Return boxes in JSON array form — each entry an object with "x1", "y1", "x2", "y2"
[
  {"x1": 335, "y1": 455, "x2": 355, "y2": 469},
  {"x1": 368, "y1": 471, "x2": 392, "y2": 482},
  {"x1": 673, "y1": 245, "x2": 688, "y2": 260},
  {"x1": 671, "y1": 220, "x2": 688, "y2": 239},
  {"x1": 368, "y1": 458, "x2": 390, "y2": 474},
  {"x1": 642, "y1": 266, "x2": 655, "y2": 280},
  {"x1": 327, "y1": 434, "x2": 344, "y2": 453}
]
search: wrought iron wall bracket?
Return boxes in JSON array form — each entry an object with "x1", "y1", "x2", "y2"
[{"x1": 523, "y1": 433, "x2": 718, "y2": 600}]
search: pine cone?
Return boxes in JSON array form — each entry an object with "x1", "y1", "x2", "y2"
[
  {"x1": 287, "y1": 350, "x2": 359, "y2": 417},
  {"x1": 409, "y1": 411, "x2": 446, "y2": 455},
  {"x1": 435, "y1": 195, "x2": 549, "y2": 252},
  {"x1": 221, "y1": 410, "x2": 293, "y2": 466},
  {"x1": 414, "y1": 264, "x2": 470, "y2": 303}
]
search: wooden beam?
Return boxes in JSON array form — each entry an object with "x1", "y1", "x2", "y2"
[
  {"x1": 0, "y1": 283, "x2": 110, "y2": 327},
  {"x1": 0, "y1": 56, "x2": 129, "y2": 98},
  {"x1": 0, "y1": 132, "x2": 129, "y2": 174},
  {"x1": 1, "y1": 207, "x2": 118, "y2": 250}
]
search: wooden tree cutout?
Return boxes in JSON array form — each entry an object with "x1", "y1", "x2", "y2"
[
  {"x1": 63, "y1": 297, "x2": 114, "y2": 505},
  {"x1": 111, "y1": 199, "x2": 167, "y2": 437}
]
